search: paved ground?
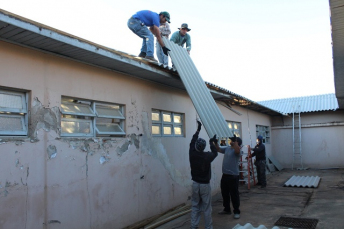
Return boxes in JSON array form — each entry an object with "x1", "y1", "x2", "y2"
[{"x1": 155, "y1": 168, "x2": 344, "y2": 229}]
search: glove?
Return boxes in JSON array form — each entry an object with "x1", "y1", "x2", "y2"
[
  {"x1": 197, "y1": 121, "x2": 202, "y2": 132},
  {"x1": 162, "y1": 46, "x2": 170, "y2": 56},
  {"x1": 209, "y1": 134, "x2": 216, "y2": 143}
]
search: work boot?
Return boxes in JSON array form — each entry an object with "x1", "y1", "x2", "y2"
[
  {"x1": 144, "y1": 56, "x2": 158, "y2": 62},
  {"x1": 138, "y1": 52, "x2": 146, "y2": 58}
]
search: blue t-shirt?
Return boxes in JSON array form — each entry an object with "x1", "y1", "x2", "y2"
[{"x1": 132, "y1": 10, "x2": 160, "y2": 27}]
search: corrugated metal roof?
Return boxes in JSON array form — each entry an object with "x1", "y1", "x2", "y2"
[
  {"x1": 284, "y1": 175, "x2": 321, "y2": 188},
  {"x1": 258, "y1": 94, "x2": 339, "y2": 114},
  {"x1": 233, "y1": 223, "x2": 280, "y2": 229},
  {"x1": 329, "y1": 0, "x2": 344, "y2": 109},
  {"x1": 206, "y1": 82, "x2": 284, "y2": 116},
  {"x1": 163, "y1": 37, "x2": 233, "y2": 139}
]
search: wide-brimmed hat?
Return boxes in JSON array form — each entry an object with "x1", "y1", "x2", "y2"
[
  {"x1": 179, "y1": 23, "x2": 191, "y2": 31},
  {"x1": 160, "y1": 11, "x2": 170, "y2": 23}
]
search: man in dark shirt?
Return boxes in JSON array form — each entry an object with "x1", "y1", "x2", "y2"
[
  {"x1": 249, "y1": 135, "x2": 267, "y2": 188},
  {"x1": 189, "y1": 120, "x2": 218, "y2": 229}
]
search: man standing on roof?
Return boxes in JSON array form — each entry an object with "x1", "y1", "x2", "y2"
[
  {"x1": 170, "y1": 23, "x2": 191, "y2": 54},
  {"x1": 156, "y1": 21, "x2": 171, "y2": 65},
  {"x1": 249, "y1": 135, "x2": 267, "y2": 188},
  {"x1": 127, "y1": 10, "x2": 171, "y2": 62},
  {"x1": 189, "y1": 120, "x2": 218, "y2": 229}
]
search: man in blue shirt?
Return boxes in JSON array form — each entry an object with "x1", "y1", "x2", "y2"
[{"x1": 128, "y1": 10, "x2": 171, "y2": 62}]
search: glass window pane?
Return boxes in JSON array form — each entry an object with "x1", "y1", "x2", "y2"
[
  {"x1": 234, "y1": 123, "x2": 238, "y2": 129},
  {"x1": 61, "y1": 102, "x2": 93, "y2": 115},
  {"x1": 163, "y1": 113, "x2": 171, "y2": 122},
  {"x1": 0, "y1": 116, "x2": 24, "y2": 131},
  {"x1": 228, "y1": 123, "x2": 232, "y2": 129},
  {"x1": 152, "y1": 112, "x2": 160, "y2": 121},
  {"x1": 61, "y1": 120, "x2": 91, "y2": 134},
  {"x1": 96, "y1": 104, "x2": 123, "y2": 118},
  {"x1": 163, "y1": 126, "x2": 172, "y2": 135},
  {"x1": 174, "y1": 127, "x2": 182, "y2": 135},
  {"x1": 174, "y1": 115, "x2": 182, "y2": 123},
  {"x1": 152, "y1": 125, "x2": 160, "y2": 135},
  {"x1": 0, "y1": 92, "x2": 23, "y2": 109},
  {"x1": 96, "y1": 123, "x2": 122, "y2": 133}
]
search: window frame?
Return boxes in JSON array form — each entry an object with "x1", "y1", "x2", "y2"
[
  {"x1": 0, "y1": 89, "x2": 28, "y2": 136},
  {"x1": 60, "y1": 97, "x2": 126, "y2": 137},
  {"x1": 227, "y1": 120, "x2": 242, "y2": 138},
  {"x1": 151, "y1": 110, "x2": 184, "y2": 137},
  {"x1": 256, "y1": 124, "x2": 270, "y2": 144}
]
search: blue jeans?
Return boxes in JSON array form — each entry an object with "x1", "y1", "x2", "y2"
[
  {"x1": 127, "y1": 17, "x2": 154, "y2": 57},
  {"x1": 191, "y1": 181, "x2": 213, "y2": 229},
  {"x1": 156, "y1": 41, "x2": 168, "y2": 65}
]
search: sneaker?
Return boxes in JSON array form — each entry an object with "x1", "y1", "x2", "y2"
[
  {"x1": 255, "y1": 182, "x2": 262, "y2": 186},
  {"x1": 218, "y1": 210, "x2": 231, "y2": 215},
  {"x1": 144, "y1": 56, "x2": 158, "y2": 62},
  {"x1": 234, "y1": 214, "x2": 240, "y2": 219},
  {"x1": 138, "y1": 52, "x2": 146, "y2": 58}
]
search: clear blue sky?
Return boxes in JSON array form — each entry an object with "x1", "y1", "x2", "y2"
[{"x1": 1, "y1": 0, "x2": 334, "y2": 101}]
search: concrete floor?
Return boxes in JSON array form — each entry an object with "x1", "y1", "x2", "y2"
[{"x1": 155, "y1": 168, "x2": 344, "y2": 229}]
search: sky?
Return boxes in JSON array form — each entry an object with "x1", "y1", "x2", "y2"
[{"x1": 0, "y1": 0, "x2": 335, "y2": 102}]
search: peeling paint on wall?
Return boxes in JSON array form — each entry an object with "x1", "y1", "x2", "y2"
[
  {"x1": 47, "y1": 145, "x2": 57, "y2": 159},
  {"x1": 30, "y1": 98, "x2": 60, "y2": 140},
  {"x1": 140, "y1": 112, "x2": 189, "y2": 187}
]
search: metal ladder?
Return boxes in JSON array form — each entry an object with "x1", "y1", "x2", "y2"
[{"x1": 292, "y1": 105, "x2": 303, "y2": 170}]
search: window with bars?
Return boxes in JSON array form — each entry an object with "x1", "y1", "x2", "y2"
[
  {"x1": 256, "y1": 125, "x2": 270, "y2": 144},
  {"x1": 0, "y1": 89, "x2": 28, "y2": 136},
  {"x1": 151, "y1": 110, "x2": 184, "y2": 137},
  {"x1": 60, "y1": 97, "x2": 125, "y2": 137}
]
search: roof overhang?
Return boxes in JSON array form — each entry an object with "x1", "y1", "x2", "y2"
[
  {"x1": 0, "y1": 8, "x2": 284, "y2": 117},
  {"x1": 206, "y1": 82, "x2": 284, "y2": 116},
  {"x1": 0, "y1": 8, "x2": 184, "y2": 90},
  {"x1": 329, "y1": 0, "x2": 344, "y2": 109}
]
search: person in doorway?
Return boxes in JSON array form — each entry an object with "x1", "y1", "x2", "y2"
[
  {"x1": 127, "y1": 10, "x2": 171, "y2": 62},
  {"x1": 170, "y1": 23, "x2": 191, "y2": 54},
  {"x1": 216, "y1": 134, "x2": 242, "y2": 219},
  {"x1": 156, "y1": 21, "x2": 171, "y2": 65},
  {"x1": 249, "y1": 135, "x2": 266, "y2": 188},
  {"x1": 189, "y1": 120, "x2": 218, "y2": 229}
]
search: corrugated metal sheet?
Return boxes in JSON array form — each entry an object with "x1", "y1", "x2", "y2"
[
  {"x1": 284, "y1": 175, "x2": 321, "y2": 188},
  {"x1": 329, "y1": 0, "x2": 344, "y2": 109},
  {"x1": 233, "y1": 223, "x2": 280, "y2": 229},
  {"x1": 258, "y1": 94, "x2": 339, "y2": 114},
  {"x1": 163, "y1": 37, "x2": 233, "y2": 139}
]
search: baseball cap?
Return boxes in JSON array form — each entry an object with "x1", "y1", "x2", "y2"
[{"x1": 160, "y1": 11, "x2": 170, "y2": 23}]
